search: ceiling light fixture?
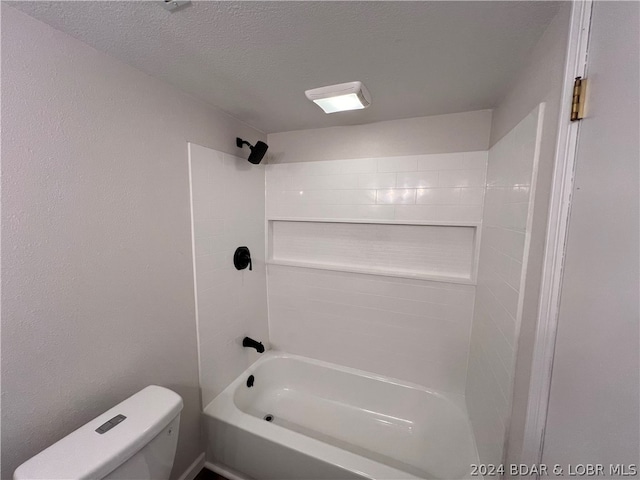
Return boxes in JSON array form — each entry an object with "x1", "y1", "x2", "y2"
[{"x1": 305, "y1": 81, "x2": 371, "y2": 114}]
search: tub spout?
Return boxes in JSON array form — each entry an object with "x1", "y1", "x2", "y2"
[{"x1": 243, "y1": 336, "x2": 265, "y2": 353}]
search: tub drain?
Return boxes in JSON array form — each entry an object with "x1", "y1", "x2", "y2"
[{"x1": 263, "y1": 414, "x2": 274, "y2": 422}]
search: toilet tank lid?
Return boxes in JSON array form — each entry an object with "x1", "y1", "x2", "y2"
[{"x1": 14, "y1": 385, "x2": 183, "y2": 480}]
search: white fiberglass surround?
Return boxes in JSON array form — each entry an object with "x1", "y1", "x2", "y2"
[{"x1": 204, "y1": 352, "x2": 478, "y2": 480}]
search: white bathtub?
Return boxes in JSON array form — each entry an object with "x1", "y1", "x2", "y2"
[{"x1": 204, "y1": 352, "x2": 479, "y2": 480}]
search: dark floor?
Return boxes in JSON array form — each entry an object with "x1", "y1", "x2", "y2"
[{"x1": 194, "y1": 467, "x2": 228, "y2": 480}]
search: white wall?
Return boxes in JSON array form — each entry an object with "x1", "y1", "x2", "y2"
[
  {"x1": 267, "y1": 110, "x2": 492, "y2": 163},
  {"x1": 265, "y1": 149, "x2": 488, "y2": 394},
  {"x1": 264, "y1": 111, "x2": 491, "y2": 393},
  {"x1": 268, "y1": 265, "x2": 476, "y2": 394},
  {"x1": 465, "y1": 105, "x2": 544, "y2": 465},
  {"x1": 488, "y1": 4, "x2": 571, "y2": 466},
  {"x1": 1, "y1": 7, "x2": 265, "y2": 479},
  {"x1": 542, "y1": 1, "x2": 639, "y2": 467},
  {"x1": 188, "y1": 144, "x2": 268, "y2": 407},
  {"x1": 266, "y1": 152, "x2": 488, "y2": 223}
]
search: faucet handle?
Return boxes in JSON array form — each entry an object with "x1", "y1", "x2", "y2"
[{"x1": 234, "y1": 246, "x2": 252, "y2": 271}]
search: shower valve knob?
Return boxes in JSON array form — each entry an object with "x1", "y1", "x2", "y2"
[{"x1": 234, "y1": 246, "x2": 252, "y2": 271}]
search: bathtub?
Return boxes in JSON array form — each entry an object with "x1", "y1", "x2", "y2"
[{"x1": 203, "y1": 352, "x2": 479, "y2": 480}]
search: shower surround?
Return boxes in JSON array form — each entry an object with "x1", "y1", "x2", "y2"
[
  {"x1": 189, "y1": 107, "x2": 545, "y2": 477},
  {"x1": 188, "y1": 143, "x2": 269, "y2": 407},
  {"x1": 264, "y1": 151, "x2": 487, "y2": 393},
  {"x1": 466, "y1": 105, "x2": 545, "y2": 465}
]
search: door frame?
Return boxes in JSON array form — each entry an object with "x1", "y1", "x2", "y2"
[{"x1": 520, "y1": 0, "x2": 593, "y2": 467}]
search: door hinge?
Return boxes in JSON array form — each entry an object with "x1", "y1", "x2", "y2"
[{"x1": 571, "y1": 77, "x2": 587, "y2": 121}]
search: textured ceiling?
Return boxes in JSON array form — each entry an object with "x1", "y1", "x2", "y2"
[{"x1": 12, "y1": 1, "x2": 561, "y2": 133}]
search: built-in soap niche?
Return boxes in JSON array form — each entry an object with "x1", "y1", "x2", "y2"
[{"x1": 267, "y1": 219, "x2": 479, "y2": 284}]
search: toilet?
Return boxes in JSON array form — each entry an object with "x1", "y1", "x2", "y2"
[{"x1": 14, "y1": 385, "x2": 183, "y2": 480}]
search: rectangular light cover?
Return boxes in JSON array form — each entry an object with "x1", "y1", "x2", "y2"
[
  {"x1": 313, "y1": 93, "x2": 366, "y2": 114},
  {"x1": 305, "y1": 81, "x2": 371, "y2": 114}
]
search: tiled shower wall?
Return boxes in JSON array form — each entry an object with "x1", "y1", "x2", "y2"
[
  {"x1": 266, "y1": 152, "x2": 487, "y2": 223},
  {"x1": 188, "y1": 143, "x2": 268, "y2": 406},
  {"x1": 265, "y1": 152, "x2": 487, "y2": 393},
  {"x1": 465, "y1": 105, "x2": 544, "y2": 464}
]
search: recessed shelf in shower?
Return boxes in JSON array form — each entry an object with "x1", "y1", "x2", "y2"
[{"x1": 267, "y1": 219, "x2": 479, "y2": 284}]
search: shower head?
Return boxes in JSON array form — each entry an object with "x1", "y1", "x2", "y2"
[{"x1": 236, "y1": 137, "x2": 269, "y2": 164}]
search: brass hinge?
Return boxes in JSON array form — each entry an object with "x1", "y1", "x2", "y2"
[{"x1": 571, "y1": 77, "x2": 587, "y2": 121}]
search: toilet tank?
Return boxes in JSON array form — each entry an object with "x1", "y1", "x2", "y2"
[{"x1": 14, "y1": 386, "x2": 183, "y2": 480}]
